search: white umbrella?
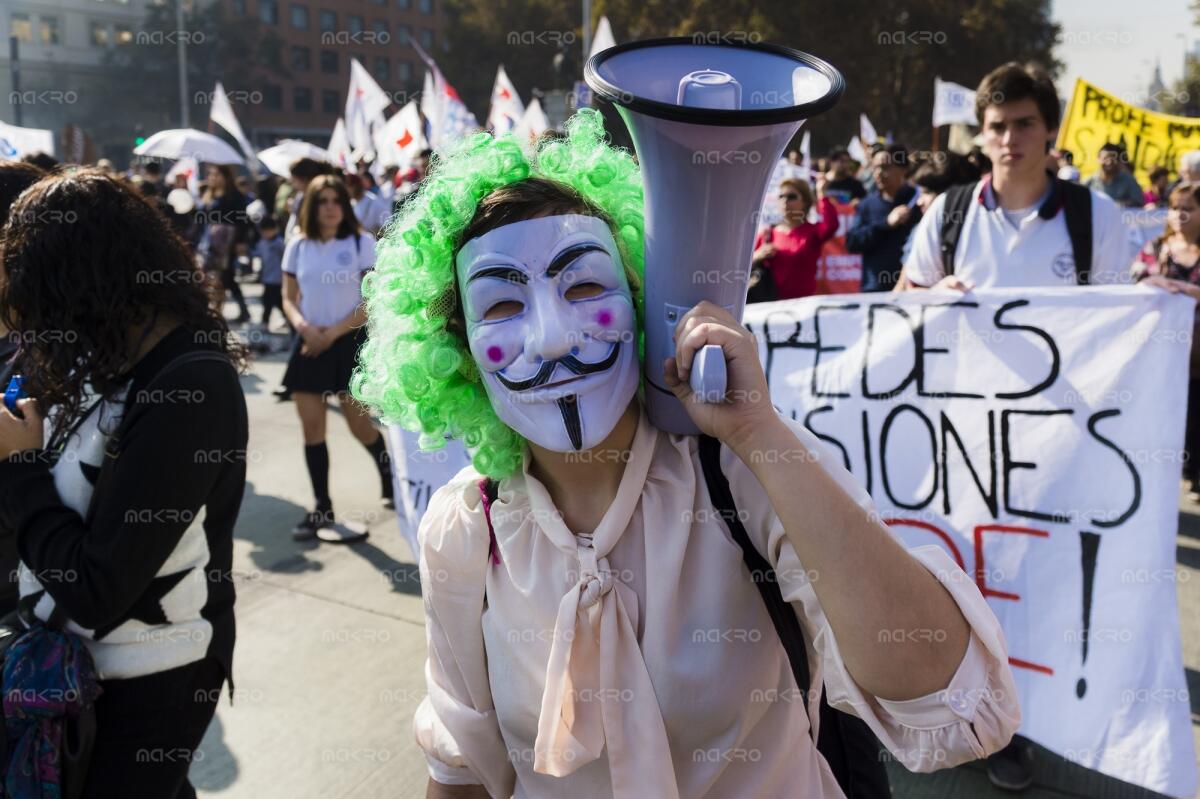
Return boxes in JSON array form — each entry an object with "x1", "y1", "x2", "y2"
[
  {"x1": 133, "y1": 128, "x2": 246, "y2": 165},
  {"x1": 258, "y1": 139, "x2": 331, "y2": 178}
]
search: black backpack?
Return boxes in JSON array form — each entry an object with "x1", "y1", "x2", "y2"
[{"x1": 938, "y1": 177, "x2": 1093, "y2": 284}]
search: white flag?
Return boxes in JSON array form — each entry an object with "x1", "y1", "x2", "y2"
[
  {"x1": 374, "y1": 101, "x2": 427, "y2": 168},
  {"x1": 517, "y1": 98, "x2": 550, "y2": 145},
  {"x1": 420, "y1": 71, "x2": 439, "y2": 146},
  {"x1": 346, "y1": 58, "x2": 391, "y2": 154},
  {"x1": 487, "y1": 65, "x2": 526, "y2": 135},
  {"x1": 412, "y1": 40, "x2": 479, "y2": 150},
  {"x1": 209, "y1": 81, "x2": 259, "y2": 173},
  {"x1": 933, "y1": 77, "x2": 979, "y2": 127},
  {"x1": 846, "y1": 134, "x2": 867, "y2": 165},
  {"x1": 859, "y1": 113, "x2": 878, "y2": 146},
  {"x1": 589, "y1": 16, "x2": 616, "y2": 58},
  {"x1": 327, "y1": 118, "x2": 353, "y2": 169},
  {"x1": 0, "y1": 120, "x2": 54, "y2": 160},
  {"x1": 166, "y1": 156, "x2": 199, "y2": 196}
]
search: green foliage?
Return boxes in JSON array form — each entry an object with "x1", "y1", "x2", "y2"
[{"x1": 439, "y1": 0, "x2": 1062, "y2": 154}]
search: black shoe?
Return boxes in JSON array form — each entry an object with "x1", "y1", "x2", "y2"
[
  {"x1": 292, "y1": 508, "x2": 334, "y2": 541},
  {"x1": 986, "y1": 737, "x2": 1035, "y2": 792},
  {"x1": 273, "y1": 387, "x2": 292, "y2": 403},
  {"x1": 382, "y1": 495, "x2": 395, "y2": 511}
]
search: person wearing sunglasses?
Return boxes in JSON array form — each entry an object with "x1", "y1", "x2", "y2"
[
  {"x1": 280, "y1": 175, "x2": 394, "y2": 540},
  {"x1": 750, "y1": 178, "x2": 839, "y2": 301}
]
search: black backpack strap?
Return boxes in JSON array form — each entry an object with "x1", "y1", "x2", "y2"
[
  {"x1": 696, "y1": 435, "x2": 813, "y2": 716},
  {"x1": 697, "y1": 434, "x2": 891, "y2": 799},
  {"x1": 938, "y1": 182, "x2": 978, "y2": 277},
  {"x1": 87, "y1": 350, "x2": 235, "y2": 526},
  {"x1": 1060, "y1": 179, "x2": 1093, "y2": 284}
]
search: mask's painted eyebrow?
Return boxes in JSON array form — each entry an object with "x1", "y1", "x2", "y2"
[
  {"x1": 546, "y1": 242, "x2": 608, "y2": 278},
  {"x1": 467, "y1": 265, "x2": 528, "y2": 285}
]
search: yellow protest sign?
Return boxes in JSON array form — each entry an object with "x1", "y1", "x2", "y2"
[{"x1": 1057, "y1": 78, "x2": 1200, "y2": 185}]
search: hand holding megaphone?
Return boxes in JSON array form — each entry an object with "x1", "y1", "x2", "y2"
[{"x1": 662, "y1": 300, "x2": 775, "y2": 445}]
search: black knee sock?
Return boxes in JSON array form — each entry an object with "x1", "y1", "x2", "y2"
[
  {"x1": 304, "y1": 442, "x2": 331, "y2": 510},
  {"x1": 363, "y1": 434, "x2": 393, "y2": 499}
]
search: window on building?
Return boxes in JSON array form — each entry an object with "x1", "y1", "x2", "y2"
[
  {"x1": 419, "y1": 28, "x2": 433, "y2": 49},
  {"x1": 347, "y1": 15, "x2": 362, "y2": 34},
  {"x1": 395, "y1": 23, "x2": 409, "y2": 44},
  {"x1": 322, "y1": 90, "x2": 339, "y2": 114},
  {"x1": 320, "y1": 49, "x2": 338, "y2": 73},
  {"x1": 372, "y1": 19, "x2": 388, "y2": 38},
  {"x1": 263, "y1": 85, "x2": 282, "y2": 109},
  {"x1": 419, "y1": 0, "x2": 433, "y2": 13},
  {"x1": 290, "y1": 3, "x2": 308, "y2": 28},
  {"x1": 319, "y1": 9, "x2": 336, "y2": 32},
  {"x1": 291, "y1": 45, "x2": 310, "y2": 71},
  {"x1": 231, "y1": 0, "x2": 246, "y2": 14},
  {"x1": 374, "y1": 56, "x2": 389, "y2": 81},
  {"x1": 371, "y1": 0, "x2": 386, "y2": 5},
  {"x1": 89, "y1": 20, "x2": 109, "y2": 46},
  {"x1": 10, "y1": 13, "x2": 32, "y2": 43},
  {"x1": 293, "y1": 87, "x2": 313, "y2": 112},
  {"x1": 396, "y1": 0, "x2": 410, "y2": 9},
  {"x1": 397, "y1": 60, "x2": 412, "y2": 82},
  {"x1": 38, "y1": 16, "x2": 60, "y2": 45},
  {"x1": 259, "y1": 0, "x2": 278, "y2": 24},
  {"x1": 115, "y1": 25, "x2": 133, "y2": 45}
]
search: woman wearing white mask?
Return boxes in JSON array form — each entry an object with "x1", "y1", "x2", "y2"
[{"x1": 354, "y1": 111, "x2": 1020, "y2": 799}]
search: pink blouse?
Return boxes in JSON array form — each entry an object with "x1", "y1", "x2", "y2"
[{"x1": 414, "y1": 407, "x2": 1020, "y2": 798}]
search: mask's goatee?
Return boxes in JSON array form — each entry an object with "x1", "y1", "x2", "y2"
[{"x1": 556, "y1": 394, "x2": 583, "y2": 451}]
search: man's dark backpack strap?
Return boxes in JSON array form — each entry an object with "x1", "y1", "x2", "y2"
[
  {"x1": 938, "y1": 182, "x2": 978, "y2": 277},
  {"x1": 1059, "y1": 179, "x2": 1093, "y2": 284},
  {"x1": 696, "y1": 434, "x2": 890, "y2": 799}
]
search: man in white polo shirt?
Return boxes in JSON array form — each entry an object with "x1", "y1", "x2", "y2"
[
  {"x1": 902, "y1": 61, "x2": 1134, "y2": 793},
  {"x1": 904, "y1": 62, "x2": 1132, "y2": 291}
]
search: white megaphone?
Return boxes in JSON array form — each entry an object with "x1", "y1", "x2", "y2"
[{"x1": 585, "y1": 38, "x2": 843, "y2": 435}]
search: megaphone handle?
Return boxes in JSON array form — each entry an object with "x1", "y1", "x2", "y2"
[{"x1": 689, "y1": 345, "x2": 727, "y2": 403}]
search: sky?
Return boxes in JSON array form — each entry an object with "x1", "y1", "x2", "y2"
[{"x1": 1052, "y1": 0, "x2": 1196, "y2": 104}]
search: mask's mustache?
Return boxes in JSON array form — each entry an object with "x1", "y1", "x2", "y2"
[{"x1": 496, "y1": 341, "x2": 621, "y2": 392}]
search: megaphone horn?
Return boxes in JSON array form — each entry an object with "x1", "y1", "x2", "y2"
[{"x1": 585, "y1": 37, "x2": 844, "y2": 435}]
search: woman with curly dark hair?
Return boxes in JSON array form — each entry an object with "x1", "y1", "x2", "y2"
[{"x1": 0, "y1": 169, "x2": 248, "y2": 798}]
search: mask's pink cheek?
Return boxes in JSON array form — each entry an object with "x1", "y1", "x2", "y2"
[
  {"x1": 486, "y1": 345, "x2": 504, "y2": 364},
  {"x1": 596, "y1": 309, "x2": 613, "y2": 327}
]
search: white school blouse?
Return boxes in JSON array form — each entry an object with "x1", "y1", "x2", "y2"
[{"x1": 414, "y1": 405, "x2": 1020, "y2": 799}]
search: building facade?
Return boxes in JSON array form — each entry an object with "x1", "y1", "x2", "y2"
[
  {"x1": 0, "y1": 0, "x2": 446, "y2": 165},
  {"x1": 215, "y1": 0, "x2": 445, "y2": 147}
]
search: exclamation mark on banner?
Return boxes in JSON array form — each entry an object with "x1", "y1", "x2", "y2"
[{"x1": 1077, "y1": 531, "x2": 1101, "y2": 699}]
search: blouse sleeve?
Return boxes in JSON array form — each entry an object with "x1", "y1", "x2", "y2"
[
  {"x1": 412, "y1": 473, "x2": 516, "y2": 796},
  {"x1": 721, "y1": 414, "x2": 1021, "y2": 772}
]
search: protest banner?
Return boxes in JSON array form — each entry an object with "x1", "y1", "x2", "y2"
[
  {"x1": 1058, "y1": 78, "x2": 1200, "y2": 186},
  {"x1": 742, "y1": 286, "x2": 1197, "y2": 798},
  {"x1": 814, "y1": 196, "x2": 863, "y2": 294},
  {"x1": 385, "y1": 426, "x2": 471, "y2": 558}
]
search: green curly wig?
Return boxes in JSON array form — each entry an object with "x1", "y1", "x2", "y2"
[{"x1": 350, "y1": 109, "x2": 646, "y2": 479}]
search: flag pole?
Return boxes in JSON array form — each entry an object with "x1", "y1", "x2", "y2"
[{"x1": 932, "y1": 125, "x2": 940, "y2": 153}]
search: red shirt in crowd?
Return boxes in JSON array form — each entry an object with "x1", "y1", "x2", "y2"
[{"x1": 753, "y1": 196, "x2": 840, "y2": 299}]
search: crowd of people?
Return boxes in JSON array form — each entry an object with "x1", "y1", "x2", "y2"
[{"x1": 0, "y1": 57, "x2": 1189, "y2": 799}]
